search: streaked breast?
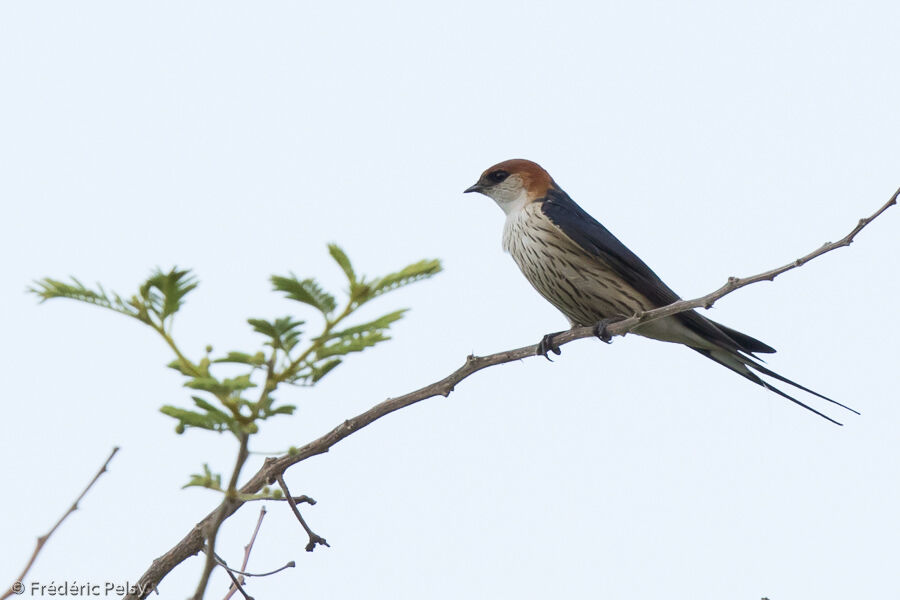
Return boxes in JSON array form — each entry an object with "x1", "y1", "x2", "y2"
[{"x1": 502, "y1": 204, "x2": 653, "y2": 326}]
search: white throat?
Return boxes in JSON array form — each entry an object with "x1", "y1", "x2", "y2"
[{"x1": 492, "y1": 188, "x2": 530, "y2": 217}]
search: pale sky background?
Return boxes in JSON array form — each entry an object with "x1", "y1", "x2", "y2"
[{"x1": 2, "y1": 2, "x2": 898, "y2": 599}]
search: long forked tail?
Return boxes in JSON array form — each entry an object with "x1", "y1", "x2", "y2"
[{"x1": 693, "y1": 348, "x2": 859, "y2": 426}]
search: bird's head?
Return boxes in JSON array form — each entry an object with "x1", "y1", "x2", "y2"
[{"x1": 464, "y1": 159, "x2": 553, "y2": 215}]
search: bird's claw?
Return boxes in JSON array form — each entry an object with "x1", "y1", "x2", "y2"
[
  {"x1": 593, "y1": 317, "x2": 624, "y2": 344},
  {"x1": 536, "y1": 332, "x2": 563, "y2": 361}
]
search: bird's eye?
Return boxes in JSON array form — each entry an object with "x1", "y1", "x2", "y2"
[{"x1": 488, "y1": 170, "x2": 509, "y2": 183}]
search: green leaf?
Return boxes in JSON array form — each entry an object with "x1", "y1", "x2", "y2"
[
  {"x1": 316, "y1": 330, "x2": 389, "y2": 359},
  {"x1": 167, "y1": 358, "x2": 197, "y2": 376},
  {"x1": 28, "y1": 277, "x2": 144, "y2": 321},
  {"x1": 351, "y1": 258, "x2": 442, "y2": 306},
  {"x1": 139, "y1": 268, "x2": 198, "y2": 319},
  {"x1": 160, "y1": 405, "x2": 232, "y2": 433},
  {"x1": 248, "y1": 316, "x2": 304, "y2": 351},
  {"x1": 30, "y1": 268, "x2": 200, "y2": 326},
  {"x1": 192, "y1": 396, "x2": 233, "y2": 419},
  {"x1": 183, "y1": 463, "x2": 223, "y2": 490},
  {"x1": 222, "y1": 374, "x2": 256, "y2": 392},
  {"x1": 254, "y1": 393, "x2": 296, "y2": 419},
  {"x1": 321, "y1": 309, "x2": 407, "y2": 341},
  {"x1": 184, "y1": 377, "x2": 229, "y2": 395},
  {"x1": 328, "y1": 243, "x2": 356, "y2": 284},
  {"x1": 369, "y1": 259, "x2": 441, "y2": 297},
  {"x1": 212, "y1": 351, "x2": 267, "y2": 366},
  {"x1": 271, "y1": 275, "x2": 337, "y2": 315},
  {"x1": 310, "y1": 358, "x2": 342, "y2": 382},
  {"x1": 183, "y1": 374, "x2": 255, "y2": 397},
  {"x1": 247, "y1": 318, "x2": 276, "y2": 338}
]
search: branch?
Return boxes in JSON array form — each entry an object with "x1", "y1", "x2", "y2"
[
  {"x1": 123, "y1": 189, "x2": 897, "y2": 599},
  {"x1": 222, "y1": 506, "x2": 267, "y2": 600},
  {"x1": 274, "y1": 475, "x2": 329, "y2": 552},
  {"x1": 242, "y1": 495, "x2": 315, "y2": 505},
  {"x1": 3, "y1": 447, "x2": 119, "y2": 600}
]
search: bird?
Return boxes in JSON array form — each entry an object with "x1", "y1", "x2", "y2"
[{"x1": 464, "y1": 158, "x2": 857, "y2": 425}]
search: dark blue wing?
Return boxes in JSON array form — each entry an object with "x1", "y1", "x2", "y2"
[{"x1": 539, "y1": 186, "x2": 775, "y2": 355}]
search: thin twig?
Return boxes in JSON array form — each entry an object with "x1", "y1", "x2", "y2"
[
  {"x1": 123, "y1": 189, "x2": 897, "y2": 599},
  {"x1": 214, "y1": 552, "x2": 295, "y2": 600},
  {"x1": 2, "y1": 447, "x2": 120, "y2": 600},
  {"x1": 222, "y1": 506, "x2": 267, "y2": 600},
  {"x1": 218, "y1": 565, "x2": 251, "y2": 600},
  {"x1": 216, "y1": 554, "x2": 295, "y2": 578},
  {"x1": 275, "y1": 474, "x2": 329, "y2": 552},
  {"x1": 241, "y1": 495, "x2": 315, "y2": 505}
]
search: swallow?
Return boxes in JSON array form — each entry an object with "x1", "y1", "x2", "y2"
[{"x1": 465, "y1": 158, "x2": 857, "y2": 425}]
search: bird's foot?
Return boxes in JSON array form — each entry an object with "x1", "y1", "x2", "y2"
[
  {"x1": 536, "y1": 331, "x2": 565, "y2": 361},
  {"x1": 593, "y1": 316, "x2": 626, "y2": 344}
]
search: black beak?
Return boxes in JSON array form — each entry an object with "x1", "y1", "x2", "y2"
[{"x1": 464, "y1": 183, "x2": 483, "y2": 194}]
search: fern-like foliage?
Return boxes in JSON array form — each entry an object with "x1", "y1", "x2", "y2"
[
  {"x1": 328, "y1": 243, "x2": 356, "y2": 288},
  {"x1": 140, "y1": 268, "x2": 199, "y2": 320},
  {"x1": 30, "y1": 245, "x2": 442, "y2": 444},
  {"x1": 270, "y1": 276, "x2": 337, "y2": 316},
  {"x1": 30, "y1": 268, "x2": 198, "y2": 327},
  {"x1": 366, "y1": 259, "x2": 443, "y2": 299},
  {"x1": 30, "y1": 277, "x2": 143, "y2": 320},
  {"x1": 247, "y1": 316, "x2": 305, "y2": 352}
]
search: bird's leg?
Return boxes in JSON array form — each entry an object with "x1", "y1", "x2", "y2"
[
  {"x1": 536, "y1": 330, "x2": 566, "y2": 361},
  {"x1": 593, "y1": 316, "x2": 626, "y2": 344}
]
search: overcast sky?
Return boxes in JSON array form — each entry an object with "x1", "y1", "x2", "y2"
[{"x1": 2, "y1": 2, "x2": 899, "y2": 599}]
